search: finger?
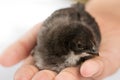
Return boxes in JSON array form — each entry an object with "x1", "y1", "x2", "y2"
[
  {"x1": 80, "y1": 56, "x2": 119, "y2": 79},
  {"x1": 55, "y1": 67, "x2": 80, "y2": 80},
  {"x1": 0, "y1": 23, "x2": 41, "y2": 66},
  {"x1": 32, "y1": 70, "x2": 57, "y2": 80},
  {"x1": 14, "y1": 56, "x2": 39, "y2": 80},
  {"x1": 55, "y1": 67, "x2": 93, "y2": 80}
]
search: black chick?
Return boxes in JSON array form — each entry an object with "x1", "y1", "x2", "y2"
[{"x1": 32, "y1": 3, "x2": 101, "y2": 73}]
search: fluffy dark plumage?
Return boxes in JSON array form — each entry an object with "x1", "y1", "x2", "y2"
[{"x1": 32, "y1": 3, "x2": 101, "y2": 72}]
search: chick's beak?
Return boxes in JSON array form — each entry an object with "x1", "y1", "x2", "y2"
[{"x1": 86, "y1": 49, "x2": 99, "y2": 56}]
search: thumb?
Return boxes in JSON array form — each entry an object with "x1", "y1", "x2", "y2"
[{"x1": 80, "y1": 57, "x2": 118, "y2": 79}]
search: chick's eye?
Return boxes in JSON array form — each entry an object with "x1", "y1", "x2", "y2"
[{"x1": 76, "y1": 42, "x2": 84, "y2": 50}]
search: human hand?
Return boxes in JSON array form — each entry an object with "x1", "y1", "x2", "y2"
[{"x1": 1, "y1": 0, "x2": 120, "y2": 80}]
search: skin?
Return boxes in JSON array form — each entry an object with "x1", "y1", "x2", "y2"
[{"x1": 0, "y1": 0, "x2": 120, "y2": 80}]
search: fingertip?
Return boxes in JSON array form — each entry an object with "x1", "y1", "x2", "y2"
[
  {"x1": 55, "y1": 67, "x2": 80, "y2": 80},
  {"x1": 0, "y1": 50, "x2": 27, "y2": 67},
  {"x1": 32, "y1": 70, "x2": 57, "y2": 80},
  {"x1": 0, "y1": 54, "x2": 2, "y2": 65},
  {"x1": 55, "y1": 72, "x2": 77, "y2": 80},
  {"x1": 0, "y1": 53, "x2": 11, "y2": 67},
  {"x1": 80, "y1": 59, "x2": 103, "y2": 77},
  {"x1": 14, "y1": 65, "x2": 38, "y2": 80}
]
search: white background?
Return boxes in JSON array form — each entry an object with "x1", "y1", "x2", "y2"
[{"x1": 0, "y1": 0, "x2": 120, "y2": 80}]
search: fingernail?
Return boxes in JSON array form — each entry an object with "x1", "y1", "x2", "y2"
[
  {"x1": 81, "y1": 60, "x2": 100, "y2": 77},
  {"x1": 55, "y1": 72, "x2": 77, "y2": 80},
  {"x1": 32, "y1": 70, "x2": 56, "y2": 80}
]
